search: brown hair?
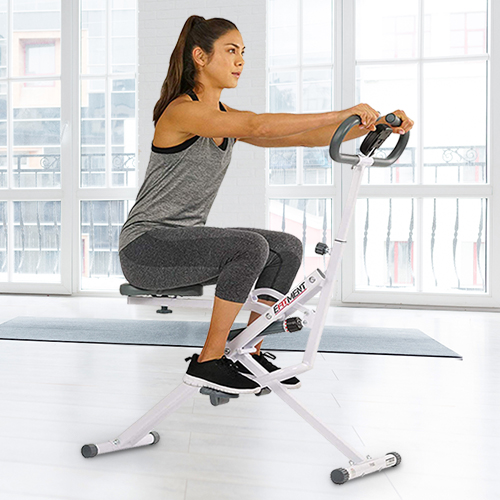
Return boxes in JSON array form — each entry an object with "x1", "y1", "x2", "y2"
[{"x1": 152, "y1": 15, "x2": 239, "y2": 127}]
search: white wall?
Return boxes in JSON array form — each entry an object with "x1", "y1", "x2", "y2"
[{"x1": 137, "y1": 0, "x2": 267, "y2": 230}]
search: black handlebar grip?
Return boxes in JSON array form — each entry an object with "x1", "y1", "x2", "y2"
[{"x1": 385, "y1": 113, "x2": 402, "y2": 128}]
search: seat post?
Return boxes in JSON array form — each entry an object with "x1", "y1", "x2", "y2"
[{"x1": 157, "y1": 305, "x2": 173, "y2": 314}]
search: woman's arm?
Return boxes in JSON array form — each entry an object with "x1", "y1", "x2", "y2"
[
  {"x1": 168, "y1": 100, "x2": 380, "y2": 142},
  {"x1": 226, "y1": 106, "x2": 414, "y2": 148},
  {"x1": 293, "y1": 115, "x2": 381, "y2": 148},
  {"x1": 232, "y1": 111, "x2": 370, "y2": 148}
]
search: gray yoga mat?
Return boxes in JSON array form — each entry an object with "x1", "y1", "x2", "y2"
[{"x1": 0, "y1": 316, "x2": 461, "y2": 358}]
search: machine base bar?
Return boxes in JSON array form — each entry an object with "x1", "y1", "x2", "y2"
[
  {"x1": 331, "y1": 452, "x2": 401, "y2": 484},
  {"x1": 81, "y1": 383, "x2": 197, "y2": 457},
  {"x1": 81, "y1": 431, "x2": 160, "y2": 458}
]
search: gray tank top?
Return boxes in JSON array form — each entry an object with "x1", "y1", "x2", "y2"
[{"x1": 119, "y1": 89, "x2": 236, "y2": 252}]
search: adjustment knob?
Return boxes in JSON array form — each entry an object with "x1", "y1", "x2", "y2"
[
  {"x1": 284, "y1": 317, "x2": 303, "y2": 333},
  {"x1": 315, "y1": 242, "x2": 330, "y2": 255}
]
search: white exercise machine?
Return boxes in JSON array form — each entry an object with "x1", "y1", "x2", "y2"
[{"x1": 82, "y1": 114, "x2": 410, "y2": 485}]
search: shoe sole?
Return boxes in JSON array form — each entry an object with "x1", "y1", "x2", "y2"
[
  {"x1": 183, "y1": 374, "x2": 261, "y2": 394},
  {"x1": 284, "y1": 381, "x2": 301, "y2": 389}
]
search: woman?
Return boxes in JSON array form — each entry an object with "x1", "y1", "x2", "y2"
[{"x1": 119, "y1": 16, "x2": 414, "y2": 395}]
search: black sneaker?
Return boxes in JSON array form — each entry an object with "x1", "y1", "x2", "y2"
[
  {"x1": 183, "y1": 353, "x2": 261, "y2": 394},
  {"x1": 234, "y1": 352, "x2": 301, "y2": 389}
]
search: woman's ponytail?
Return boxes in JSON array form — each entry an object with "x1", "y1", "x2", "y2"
[
  {"x1": 152, "y1": 16, "x2": 238, "y2": 127},
  {"x1": 152, "y1": 16, "x2": 202, "y2": 126}
]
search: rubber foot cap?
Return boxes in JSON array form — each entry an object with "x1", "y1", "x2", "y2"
[
  {"x1": 81, "y1": 444, "x2": 98, "y2": 458},
  {"x1": 387, "y1": 451, "x2": 402, "y2": 466},
  {"x1": 331, "y1": 468, "x2": 349, "y2": 485}
]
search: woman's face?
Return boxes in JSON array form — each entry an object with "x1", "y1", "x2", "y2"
[{"x1": 194, "y1": 29, "x2": 245, "y2": 89}]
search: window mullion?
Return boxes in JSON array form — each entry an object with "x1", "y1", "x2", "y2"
[
  {"x1": 416, "y1": 0, "x2": 424, "y2": 292},
  {"x1": 340, "y1": 0, "x2": 357, "y2": 303},
  {"x1": 356, "y1": 54, "x2": 489, "y2": 65},
  {"x1": 7, "y1": 0, "x2": 12, "y2": 191},
  {"x1": 61, "y1": 0, "x2": 78, "y2": 294},
  {"x1": 7, "y1": 198, "x2": 12, "y2": 282},
  {"x1": 106, "y1": 79, "x2": 111, "y2": 189},
  {"x1": 106, "y1": 0, "x2": 112, "y2": 190},
  {"x1": 332, "y1": 0, "x2": 343, "y2": 303},
  {"x1": 488, "y1": 0, "x2": 500, "y2": 304},
  {"x1": 6, "y1": 0, "x2": 12, "y2": 281},
  {"x1": 297, "y1": 0, "x2": 303, "y2": 186}
]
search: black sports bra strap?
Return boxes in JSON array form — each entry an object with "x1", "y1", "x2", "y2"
[
  {"x1": 186, "y1": 89, "x2": 199, "y2": 101},
  {"x1": 186, "y1": 89, "x2": 226, "y2": 111}
]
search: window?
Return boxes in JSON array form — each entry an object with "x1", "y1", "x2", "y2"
[
  {"x1": 0, "y1": 0, "x2": 63, "y2": 289},
  {"x1": 80, "y1": 0, "x2": 137, "y2": 291},
  {"x1": 0, "y1": 0, "x2": 137, "y2": 294},
  {"x1": 267, "y1": 0, "x2": 335, "y2": 286},
  {"x1": 23, "y1": 39, "x2": 57, "y2": 87},
  {"x1": 267, "y1": 0, "x2": 498, "y2": 307},
  {"x1": 352, "y1": 0, "x2": 489, "y2": 304}
]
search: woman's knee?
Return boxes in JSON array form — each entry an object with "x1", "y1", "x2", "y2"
[
  {"x1": 238, "y1": 233, "x2": 270, "y2": 269},
  {"x1": 220, "y1": 233, "x2": 270, "y2": 285},
  {"x1": 280, "y1": 232, "x2": 303, "y2": 263},
  {"x1": 216, "y1": 234, "x2": 270, "y2": 302}
]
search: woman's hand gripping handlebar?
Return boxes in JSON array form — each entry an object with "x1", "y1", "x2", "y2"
[{"x1": 329, "y1": 113, "x2": 411, "y2": 167}]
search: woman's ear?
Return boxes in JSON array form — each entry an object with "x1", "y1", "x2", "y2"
[{"x1": 192, "y1": 47, "x2": 206, "y2": 68}]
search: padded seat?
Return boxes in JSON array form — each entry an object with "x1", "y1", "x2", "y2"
[{"x1": 120, "y1": 282, "x2": 203, "y2": 297}]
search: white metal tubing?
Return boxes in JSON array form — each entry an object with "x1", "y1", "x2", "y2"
[
  {"x1": 233, "y1": 351, "x2": 365, "y2": 464},
  {"x1": 226, "y1": 269, "x2": 324, "y2": 353},
  {"x1": 242, "y1": 301, "x2": 269, "y2": 315},
  {"x1": 248, "y1": 287, "x2": 285, "y2": 303},
  {"x1": 336, "y1": 160, "x2": 372, "y2": 241},
  {"x1": 240, "y1": 288, "x2": 284, "y2": 312},
  {"x1": 260, "y1": 361, "x2": 313, "y2": 384},
  {"x1": 279, "y1": 301, "x2": 316, "y2": 328},
  {"x1": 230, "y1": 347, "x2": 308, "y2": 390},
  {"x1": 229, "y1": 346, "x2": 293, "y2": 385},
  {"x1": 346, "y1": 454, "x2": 399, "y2": 481},
  {"x1": 94, "y1": 432, "x2": 156, "y2": 456},
  {"x1": 270, "y1": 381, "x2": 365, "y2": 463},
  {"x1": 302, "y1": 162, "x2": 369, "y2": 368},
  {"x1": 230, "y1": 351, "x2": 271, "y2": 377},
  {"x1": 229, "y1": 349, "x2": 310, "y2": 393},
  {"x1": 111, "y1": 383, "x2": 197, "y2": 451}
]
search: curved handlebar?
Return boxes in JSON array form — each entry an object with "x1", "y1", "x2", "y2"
[{"x1": 329, "y1": 115, "x2": 410, "y2": 167}]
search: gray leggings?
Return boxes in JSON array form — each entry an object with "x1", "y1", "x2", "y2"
[{"x1": 119, "y1": 226, "x2": 303, "y2": 304}]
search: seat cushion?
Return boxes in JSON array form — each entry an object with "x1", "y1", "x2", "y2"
[{"x1": 120, "y1": 282, "x2": 203, "y2": 297}]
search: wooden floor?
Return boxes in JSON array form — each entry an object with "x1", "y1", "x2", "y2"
[{"x1": 0, "y1": 294, "x2": 499, "y2": 500}]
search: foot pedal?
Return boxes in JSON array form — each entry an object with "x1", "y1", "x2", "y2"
[
  {"x1": 200, "y1": 387, "x2": 239, "y2": 406},
  {"x1": 256, "y1": 387, "x2": 272, "y2": 396}
]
